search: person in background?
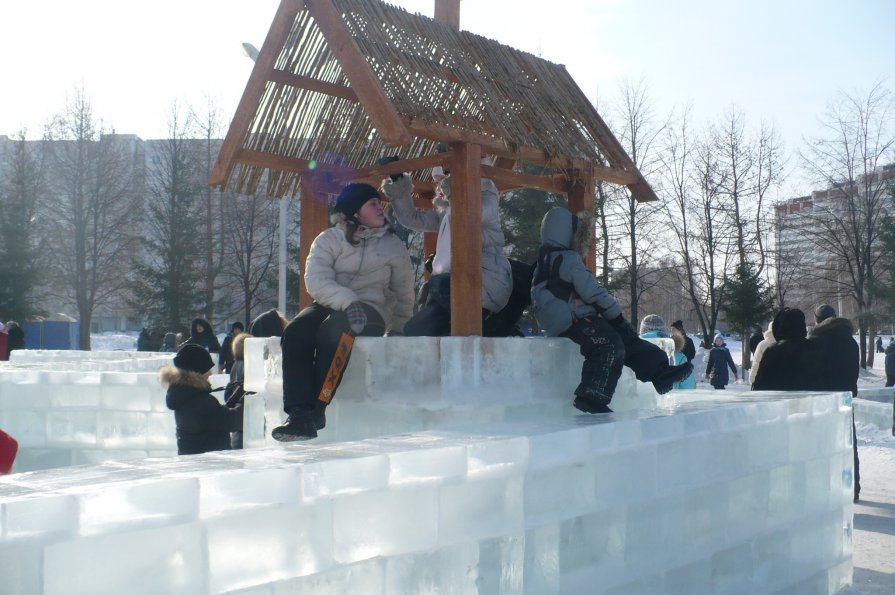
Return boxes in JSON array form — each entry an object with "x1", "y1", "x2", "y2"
[
  {"x1": 885, "y1": 338, "x2": 895, "y2": 387},
  {"x1": 0, "y1": 322, "x2": 8, "y2": 361},
  {"x1": 162, "y1": 344, "x2": 243, "y2": 455},
  {"x1": 705, "y1": 334, "x2": 738, "y2": 389},
  {"x1": 672, "y1": 331, "x2": 697, "y2": 390},
  {"x1": 218, "y1": 321, "x2": 244, "y2": 374},
  {"x1": 749, "y1": 324, "x2": 764, "y2": 356},
  {"x1": 273, "y1": 183, "x2": 414, "y2": 441},
  {"x1": 250, "y1": 309, "x2": 288, "y2": 338},
  {"x1": 182, "y1": 318, "x2": 221, "y2": 354},
  {"x1": 224, "y1": 332, "x2": 250, "y2": 449},
  {"x1": 807, "y1": 304, "x2": 861, "y2": 501},
  {"x1": 0, "y1": 428, "x2": 17, "y2": 474},
  {"x1": 160, "y1": 332, "x2": 178, "y2": 353},
  {"x1": 639, "y1": 314, "x2": 671, "y2": 339},
  {"x1": 876, "y1": 336, "x2": 883, "y2": 353},
  {"x1": 670, "y1": 320, "x2": 696, "y2": 363},
  {"x1": 752, "y1": 308, "x2": 814, "y2": 391},
  {"x1": 749, "y1": 320, "x2": 776, "y2": 386},
  {"x1": 5, "y1": 321, "x2": 24, "y2": 352},
  {"x1": 136, "y1": 328, "x2": 152, "y2": 352}
]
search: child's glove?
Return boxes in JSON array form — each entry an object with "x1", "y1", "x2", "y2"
[{"x1": 345, "y1": 302, "x2": 368, "y2": 335}]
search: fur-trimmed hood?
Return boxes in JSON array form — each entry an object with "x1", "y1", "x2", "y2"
[
  {"x1": 809, "y1": 316, "x2": 854, "y2": 341},
  {"x1": 161, "y1": 366, "x2": 213, "y2": 410},
  {"x1": 232, "y1": 332, "x2": 247, "y2": 361}
]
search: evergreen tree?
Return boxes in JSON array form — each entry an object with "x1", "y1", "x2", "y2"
[
  {"x1": 499, "y1": 186, "x2": 566, "y2": 264},
  {"x1": 129, "y1": 110, "x2": 206, "y2": 335},
  {"x1": 0, "y1": 134, "x2": 45, "y2": 321},
  {"x1": 720, "y1": 261, "x2": 775, "y2": 370},
  {"x1": 872, "y1": 185, "x2": 895, "y2": 320}
]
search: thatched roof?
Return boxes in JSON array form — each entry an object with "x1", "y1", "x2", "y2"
[{"x1": 211, "y1": 0, "x2": 656, "y2": 202}]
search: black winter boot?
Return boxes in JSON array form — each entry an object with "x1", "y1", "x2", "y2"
[
  {"x1": 573, "y1": 396, "x2": 613, "y2": 414},
  {"x1": 272, "y1": 409, "x2": 318, "y2": 442},
  {"x1": 651, "y1": 362, "x2": 694, "y2": 394}
]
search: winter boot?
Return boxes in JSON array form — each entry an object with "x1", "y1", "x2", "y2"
[
  {"x1": 272, "y1": 409, "x2": 318, "y2": 442},
  {"x1": 651, "y1": 362, "x2": 694, "y2": 395},
  {"x1": 573, "y1": 396, "x2": 613, "y2": 414},
  {"x1": 573, "y1": 386, "x2": 614, "y2": 414}
]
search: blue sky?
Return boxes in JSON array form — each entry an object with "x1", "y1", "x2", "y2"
[{"x1": 2, "y1": 0, "x2": 892, "y2": 195}]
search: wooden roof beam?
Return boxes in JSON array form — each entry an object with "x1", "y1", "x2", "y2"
[
  {"x1": 335, "y1": 153, "x2": 451, "y2": 182},
  {"x1": 209, "y1": 0, "x2": 305, "y2": 189},
  {"x1": 306, "y1": 0, "x2": 413, "y2": 147},
  {"x1": 268, "y1": 69, "x2": 358, "y2": 101}
]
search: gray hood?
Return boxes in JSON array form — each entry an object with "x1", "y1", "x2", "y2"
[{"x1": 540, "y1": 207, "x2": 575, "y2": 249}]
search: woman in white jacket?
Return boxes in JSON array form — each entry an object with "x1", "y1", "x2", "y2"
[
  {"x1": 273, "y1": 183, "x2": 414, "y2": 441},
  {"x1": 748, "y1": 320, "x2": 776, "y2": 386}
]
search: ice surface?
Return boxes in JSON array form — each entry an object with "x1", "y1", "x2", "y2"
[{"x1": 0, "y1": 341, "x2": 858, "y2": 593}]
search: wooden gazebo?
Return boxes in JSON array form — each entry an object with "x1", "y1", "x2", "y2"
[{"x1": 211, "y1": 0, "x2": 657, "y2": 335}]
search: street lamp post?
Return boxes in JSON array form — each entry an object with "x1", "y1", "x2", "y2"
[{"x1": 243, "y1": 42, "x2": 288, "y2": 315}]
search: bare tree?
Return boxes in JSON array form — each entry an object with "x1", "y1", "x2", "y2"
[
  {"x1": 195, "y1": 99, "x2": 226, "y2": 324},
  {"x1": 43, "y1": 89, "x2": 140, "y2": 349},
  {"x1": 605, "y1": 78, "x2": 671, "y2": 323},
  {"x1": 798, "y1": 81, "x2": 895, "y2": 368},
  {"x1": 217, "y1": 188, "x2": 279, "y2": 327},
  {"x1": 660, "y1": 108, "x2": 737, "y2": 347}
]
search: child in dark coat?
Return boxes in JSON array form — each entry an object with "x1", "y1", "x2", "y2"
[{"x1": 162, "y1": 344, "x2": 243, "y2": 455}]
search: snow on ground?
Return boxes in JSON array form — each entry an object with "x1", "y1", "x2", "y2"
[{"x1": 90, "y1": 331, "x2": 138, "y2": 351}]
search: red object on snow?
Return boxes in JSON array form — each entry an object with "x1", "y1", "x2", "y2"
[
  {"x1": 0, "y1": 331, "x2": 8, "y2": 361},
  {"x1": 0, "y1": 429, "x2": 18, "y2": 474}
]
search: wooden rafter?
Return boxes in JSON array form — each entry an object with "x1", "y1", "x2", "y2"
[
  {"x1": 209, "y1": 0, "x2": 305, "y2": 189},
  {"x1": 306, "y1": 0, "x2": 413, "y2": 146}
]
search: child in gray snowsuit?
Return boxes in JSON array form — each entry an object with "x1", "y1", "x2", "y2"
[{"x1": 531, "y1": 207, "x2": 692, "y2": 413}]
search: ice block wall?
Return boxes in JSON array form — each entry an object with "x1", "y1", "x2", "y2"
[
  {"x1": 0, "y1": 392, "x2": 854, "y2": 594},
  {"x1": 242, "y1": 337, "x2": 668, "y2": 445},
  {"x1": 0, "y1": 352, "x2": 199, "y2": 471}
]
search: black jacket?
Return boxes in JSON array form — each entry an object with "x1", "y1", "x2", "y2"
[
  {"x1": 706, "y1": 344, "x2": 737, "y2": 386},
  {"x1": 6, "y1": 322, "x2": 25, "y2": 351},
  {"x1": 749, "y1": 331, "x2": 764, "y2": 355},
  {"x1": 885, "y1": 342, "x2": 895, "y2": 377},
  {"x1": 807, "y1": 317, "x2": 858, "y2": 396},
  {"x1": 183, "y1": 318, "x2": 221, "y2": 353},
  {"x1": 681, "y1": 335, "x2": 696, "y2": 362},
  {"x1": 163, "y1": 367, "x2": 242, "y2": 455},
  {"x1": 250, "y1": 309, "x2": 286, "y2": 338},
  {"x1": 752, "y1": 338, "x2": 818, "y2": 391}
]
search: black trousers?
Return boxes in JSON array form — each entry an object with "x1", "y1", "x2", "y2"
[
  {"x1": 280, "y1": 302, "x2": 384, "y2": 413},
  {"x1": 562, "y1": 317, "x2": 626, "y2": 403}
]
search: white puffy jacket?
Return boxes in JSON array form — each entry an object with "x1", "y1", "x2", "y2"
[{"x1": 304, "y1": 222, "x2": 414, "y2": 332}]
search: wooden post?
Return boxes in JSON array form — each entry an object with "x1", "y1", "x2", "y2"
[
  {"x1": 568, "y1": 168, "x2": 597, "y2": 274},
  {"x1": 299, "y1": 174, "x2": 331, "y2": 310},
  {"x1": 434, "y1": 0, "x2": 460, "y2": 29},
  {"x1": 450, "y1": 142, "x2": 483, "y2": 336}
]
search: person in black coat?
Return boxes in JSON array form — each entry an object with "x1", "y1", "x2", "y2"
[
  {"x1": 748, "y1": 325, "x2": 764, "y2": 355},
  {"x1": 5, "y1": 321, "x2": 25, "y2": 352},
  {"x1": 182, "y1": 318, "x2": 221, "y2": 354},
  {"x1": 136, "y1": 328, "x2": 152, "y2": 352},
  {"x1": 807, "y1": 304, "x2": 860, "y2": 501},
  {"x1": 705, "y1": 334, "x2": 738, "y2": 389},
  {"x1": 886, "y1": 339, "x2": 895, "y2": 388},
  {"x1": 670, "y1": 320, "x2": 696, "y2": 362},
  {"x1": 752, "y1": 308, "x2": 816, "y2": 391},
  {"x1": 218, "y1": 321, "x2": 244, "y2": 374},
  {"x1": 162, "y1": 344, "x2": 243, "y2": 455},
  {"x1": 250, "y1": 309, "x2": 288, "y2": 338}
]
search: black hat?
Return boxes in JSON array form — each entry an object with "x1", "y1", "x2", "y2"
[
  {"x1": 815, "y1": 304, "x2": 836, "y2": 324},
  {"x1": 230, "y1": 321, "x2": 244, "y2": 332},
  {"x1": 333, "y1": 183, "x2": 379, "y2": 220},
  {"x1": 670, "y1": 320, "x2": 684, "y2": 331},
  {"x1": 173, "y1": 344, "x2": 215, "y2": 374}
]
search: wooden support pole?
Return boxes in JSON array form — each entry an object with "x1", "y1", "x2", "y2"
[
  {"x1": 299, "y1": 174, "x2": 331, "y2": 310},
  {"x1": 568, "y1": 168, "x2": 597, "y2": 274},
  {"x1": 450, "y1": 142, "x2": 483, "y2": 336}
]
